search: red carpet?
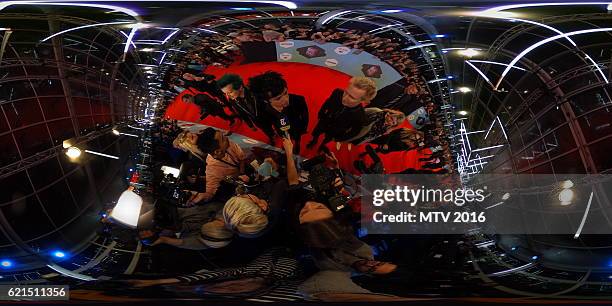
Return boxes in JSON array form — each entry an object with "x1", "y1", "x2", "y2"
[{"x1": 164, "y1": 61, "x2": 429, "y2": 174}]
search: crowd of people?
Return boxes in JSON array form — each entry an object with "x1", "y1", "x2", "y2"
[
  {"x1": 162, "y1": 20, "x2": 453, "y2": 173},
  {"x1": 129, "y1": 18, "x2": 458, "y2": 301}
]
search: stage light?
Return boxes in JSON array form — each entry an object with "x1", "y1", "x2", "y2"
[
  {"x1": 110, "y1": 190, "x2": 143, "y2": 228},
  {"x1": 457, "y1": 110, "x2": 469, "y2": 116},
  {"x1": 0, "y1": 2, "x2": 139, "y2": 18},
  {"x1": 559, "y1": 189, "x2": 574, "y2": 205},
  {"x1": 434, "y1": 34, "x2": 446, "y2": 38},
  {"x1": 380, "y1": 9, "x2": 403, "y2": 13},
  {"x1": 608, "y1": 3, "x2": 612, "y2": 10},
  {"x1": 465, "y1": 61, "x2": 494, "y2": 88},
  {"x1": 84, "y1": 150, "x2": 119, "y2": 160},
  {"x1": 1, "y1": 260, "x2": 13, "y2": 268},
  {"x1": 561, "y1": 180, "x2": 574, "y2": 189},
  {"x1": 511, "y1": 246, "x2": 517, "y2": 251},
  {"x1": 457, "y1": 48, "x2": 480, "y2": 57},
  {"x1": 230, "y1": 7, "x2": 253, "y2": 10},
  {"x1": 468, "y1": 60, "x2": 528, "y2": 71},
  {"x1": 458, "y1": 87, "x2": 472, "y2": 93},
  {"x1": 52, "y1": 251, "x2": 66, "y2": 258},
  {"x1": 502, "y1": 193, "x2": 511, "y2": 200},
  {"x1": 40, "y1": 21, "x2": 132, "y2": 43},
  {"x1": 62, "y1": 138, "x2": 76, "y2": 149},
  {"x1": 65, "y1": 147, "x2": 82, "y2": 159},
  {"x1": 531, "y1": 255, "x2": 539, "y2": 260},
  {"x1": 112, "y1": 129, "x2": 120, "y2": 135},
  {"x1": 495, "y1": 27, "x2": 612, "y2": 90}
]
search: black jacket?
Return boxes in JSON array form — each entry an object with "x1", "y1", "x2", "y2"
[
  {"x1": 260, "y1": 94, "x2": 309, "y2": 139},
  {"x1": 315, "y1": 89, "x2": 368, "y2": 141}
]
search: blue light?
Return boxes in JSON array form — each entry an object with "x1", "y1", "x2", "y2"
[
  {"x1": 446, "y1": 75, "x2": 454, "y2": 79},
  {"x1": 53, "y1": 251, "x2": 65, "y2": 258},
  {"x1": 511, "y1": 246, "x2": 517, "y2": 251},
  {"x1": 434, "y1": 34, "x2": 446, "y2": 38},
  {"x1": 129, "y1": 168, "x2": 133, "y2": 172},
  {"x1": 531, "y1": 255, "x2": 539, "y2": 260},
  {"x1": 230, "y1": 7, "x2": 253, "y2": 10},
  {"x1": 0, "y1": 260, "x2": 13, "y2": 268}
]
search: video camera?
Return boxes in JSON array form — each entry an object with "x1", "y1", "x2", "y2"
[
  {"x1": 300, "y1": 155, "x2": 350, "y2": 213},
  {"x1": 158, "y1": 173, "x2": 193, "y2": 207}
]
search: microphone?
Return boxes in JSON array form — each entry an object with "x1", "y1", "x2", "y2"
[{"x1": 279, "y1": 115, "x2": 291, "y2": 139}]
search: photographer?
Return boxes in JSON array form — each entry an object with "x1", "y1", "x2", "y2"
[{"x1": 281, "y1": 139, "x2": 397, "y2": 276}]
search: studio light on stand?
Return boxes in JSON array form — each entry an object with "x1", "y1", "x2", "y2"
[
  {"x1": 109, "y1": 189, "x2": 142, "y2": 228},
  {"x1": 63, "y1": 138, "x2": 119, "y2": 161}
]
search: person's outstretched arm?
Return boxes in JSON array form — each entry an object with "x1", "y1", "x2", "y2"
[{"x1": 283, "y1": 138, "x2": 299, "y2": 186}]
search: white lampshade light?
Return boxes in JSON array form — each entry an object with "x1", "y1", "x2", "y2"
[
  {"x1": 110, "y1": 190, "x2": 143, "y2": 228},
  {"x1": 65, "y1": 147, "x2": 82, "y2": 159}
]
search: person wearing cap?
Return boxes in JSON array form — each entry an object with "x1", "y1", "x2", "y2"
[{"x1": 150, "y1": 202, "x2": 234, "y2": 250}]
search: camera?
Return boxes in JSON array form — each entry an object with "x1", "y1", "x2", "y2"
[
  {"x1": 301, "y1": 156, "x2": 349, "y2": 213},
  {"x1": 159, "y1": 173, "x2": 193, "y2": 207}
]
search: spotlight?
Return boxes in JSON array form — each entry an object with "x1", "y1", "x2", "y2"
[
  {"x1": 62, "y1": 138, "x2": 77, "y2": 149},
  {"x1": 531, "y1": 255, "x2": 539, "y2": 260},
  {"x1": 1, "y1": 260, "x2": 13, "y2": 268},
  {"x1": 112, "y1": 129, "x2": 120, "y2": 135},
  {"x1": 457, "y1": 48, "x2": 480, "y2": 57},
  {"x1": 561, "y1": 180, "x2": 574, "y2": 189},
  {"x1": 52, "y1": 251, "x2": 66, "y2": 258},
  {"x1": 457, "y1": 110, "x2": 469, "y2": 116},
  {"x1": 458, "y1": 87, "x2": 472, "y2": 93},
  {"x1": 65, "y1": 147, "x2": 82, "y2": 159},
  {"x1": 559, "y1": 189, "x2": 574, "y2": 205},
  {"x1": 434, "y1": 34, "x2": 446, "y2": 38},
  {"x1": 502, "y1": 192, "x2": 511, "y2": 200},
  {"x1": 511, "y1": 246, "x2": 517, "y2": 251}
]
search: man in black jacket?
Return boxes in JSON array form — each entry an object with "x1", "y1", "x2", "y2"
[
  {"x1": 248, "y1": 71, "x2": 309, "y2": 153},
  {"x1": 182, "y1": 91, "x2": 235, "y2": 124},
  {"x1": 217, "y1": 74, "x2": 259, "y2": 130},
  {"x1": 307, "y1": 77, "x2": 377, "y2": 150}
]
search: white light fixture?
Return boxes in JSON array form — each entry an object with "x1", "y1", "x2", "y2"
[
  {"x1": 561, "y1": 180, "x2": 574, "y2": 189},
  {"x1": 161, "y1": 166, "x2": 180, "y2": 178},
  {"x1": 110, "y1": 190, "x2": 142, "y2": 228},
  {"x1": 458, "y1": 87, "x2": 472, "y2": 93},
  {"x1": 457, "y1": 110, "x2": 469, "y2": 116},
  {"x1": 457, "y1": 48, "x2": 480, "y2": 57},
  {"x1": 112, "y1": 129, "x2": 120, "y2": 135},
  {"x1": 65, "y1": 147, "x2": 82, "y2": 159},
  {"x1": 559, "y1": 189, "x2": 574, "y2": 205}
]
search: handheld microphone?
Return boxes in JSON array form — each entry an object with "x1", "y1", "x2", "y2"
[{"x1": 279, "y1": 115, "x2": 291, "y2": 139}]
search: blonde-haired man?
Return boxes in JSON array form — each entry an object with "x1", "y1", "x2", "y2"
[{"x1": 307, "y1": 77, "x2": 377, "y2": 150}]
